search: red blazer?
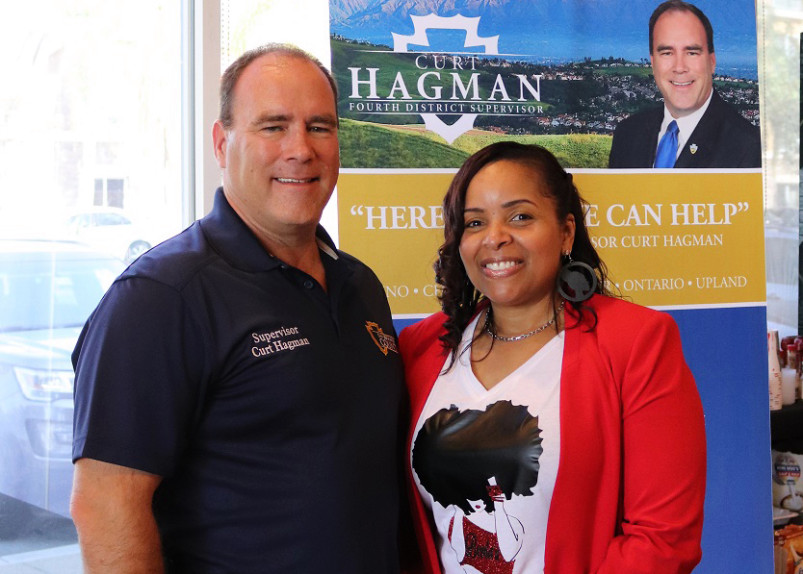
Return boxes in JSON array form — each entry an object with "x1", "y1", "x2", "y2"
[{"x1": 399, "y1": 295, "x2": 706, "y2": 574}]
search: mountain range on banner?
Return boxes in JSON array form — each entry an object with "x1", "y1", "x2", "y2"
[{"x1": 330, "y1": 0, "x2": 757, "y2": 78}]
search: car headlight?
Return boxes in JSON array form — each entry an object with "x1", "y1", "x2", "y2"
[{"x1": 13, "y1": 367, "x2": 74, "y2": 401}]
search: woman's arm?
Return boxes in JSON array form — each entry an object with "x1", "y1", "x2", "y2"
[
  {"x1": 493, "y1": 500, "x2": 524, "y2": 562},
  {"x1": 489, "y1": 479, "x2": 524, "y2": 561},
  {"x1": 596, "y1": 312, "x2": 706, "y2": 574},
  {"x1": 449, "y1": 506, "x2": 467, "y2": 561}
]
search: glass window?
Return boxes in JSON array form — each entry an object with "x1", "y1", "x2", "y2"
[
  {"x1": 0, "y1": 1, "x2": 183, "y2": 569},
  {"x1": 761, "y1": 1, "x2": 802, "y2": 336}
]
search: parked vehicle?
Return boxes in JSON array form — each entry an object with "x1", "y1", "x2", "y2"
[
  {"x1": 64, "y1": 207, "x2": 155, "y2": 262},
  {"x1": 0, "y1": 239, "x2": 123, "y2": 516}
]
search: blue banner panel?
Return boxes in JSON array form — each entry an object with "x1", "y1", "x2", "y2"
[{"x1": 668, "y1": 305, "x2": 773, "y2": 573}]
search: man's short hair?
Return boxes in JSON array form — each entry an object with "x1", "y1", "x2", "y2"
[
  {"x1": 218, "y1": 43, "x2": 338, "y2": 129},
  {"x1": 649, "y1": 1, "x2": 714, "y2": 54}
]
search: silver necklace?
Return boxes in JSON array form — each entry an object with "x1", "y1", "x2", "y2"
[{"x1": 484, "y1": 300, "x2": 565, "y2": 342}]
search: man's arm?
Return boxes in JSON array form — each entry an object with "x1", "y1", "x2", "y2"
[{"x1": 71, "y1": 458, "x2": 164, "y2": 574}]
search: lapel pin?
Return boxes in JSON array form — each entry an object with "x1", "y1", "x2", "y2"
[{"x1": 690, "y1": 143, "x2": 698, "y2": 155}]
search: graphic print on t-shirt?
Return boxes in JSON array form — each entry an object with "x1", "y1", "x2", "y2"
[{"x1": 413, "y1": 400, "x2": 543, "y2": 574}]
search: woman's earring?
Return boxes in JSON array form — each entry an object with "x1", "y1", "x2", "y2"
[{"x1": 557, "y1": 251, "x2": 597, "y2": 303}]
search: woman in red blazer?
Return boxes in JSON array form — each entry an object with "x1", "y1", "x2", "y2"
[{"x1": 400, "y1": 142, "x2": 706, "y2": 574}]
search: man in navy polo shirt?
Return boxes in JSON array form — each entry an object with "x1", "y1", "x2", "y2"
[{"x1": 70, "y1": 44, "x2": 408, "y2": 573}]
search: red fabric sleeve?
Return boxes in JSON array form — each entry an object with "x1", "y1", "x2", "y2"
[
  {"x1": 594, "y1": 309, "x2": 706, "y2": 573},
  {"x1": 400, "y1": 315, "x2": 449, "y2": 574}
]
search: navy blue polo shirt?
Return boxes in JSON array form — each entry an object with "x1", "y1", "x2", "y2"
[{"x1": 72, "y1": 188, "x2": 405, "y2": 573}]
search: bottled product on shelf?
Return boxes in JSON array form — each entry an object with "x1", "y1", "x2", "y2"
[{"x1": 771, "y1": 330, "x2": 783, "y2": 411}]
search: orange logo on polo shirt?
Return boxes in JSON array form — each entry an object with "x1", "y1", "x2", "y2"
[{"x1": 365, "y1": 321, "x2": 399, "y2": 356}]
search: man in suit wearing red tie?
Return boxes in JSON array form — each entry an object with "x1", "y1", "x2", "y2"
[{"x1": 608, "y1": 0, "x2": 761, "y2": 169}]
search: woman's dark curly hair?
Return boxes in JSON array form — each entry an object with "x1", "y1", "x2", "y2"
[{"x1": 435, "y1": 141, "x2": 613, "y2": 365}]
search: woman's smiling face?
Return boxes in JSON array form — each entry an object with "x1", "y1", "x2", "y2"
[{"x1": 458, "y1": 159, "x2": 575, "y2": 312}]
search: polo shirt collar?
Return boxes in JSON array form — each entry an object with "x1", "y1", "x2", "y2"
[{"x1": 200, "y1": 187, "x2": 339, "y2": 272}]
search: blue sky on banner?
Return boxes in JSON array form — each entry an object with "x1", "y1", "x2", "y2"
[{"x1": 330, "y1": 0, "x2": 758, "y2": 79}]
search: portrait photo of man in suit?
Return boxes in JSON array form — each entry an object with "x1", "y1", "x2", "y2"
[{"x1": 608, "y1": 0, "x2": 761, "y2": 169}]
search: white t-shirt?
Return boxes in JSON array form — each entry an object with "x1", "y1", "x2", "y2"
[{"x1": 410, "y1": 315, "x2": 563, "y2": 574}]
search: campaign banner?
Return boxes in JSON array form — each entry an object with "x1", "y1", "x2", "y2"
[
  {"x1": 340, "y1": 171, "x2": 765, "y2": 314},
  {"x1": 331, "y1": 1, "x2": 770, "y2": 572},
  {"x1": 330, "y1": 1, "x2": 758, "y2": 169}
]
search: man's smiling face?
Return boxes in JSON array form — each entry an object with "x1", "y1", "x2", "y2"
[
  {"x1": 650, "y1": 9, "x2": 716, "y2": 119},
  {"x1": 213, "y1": 52, "x2": 340, "y2": 241}
]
